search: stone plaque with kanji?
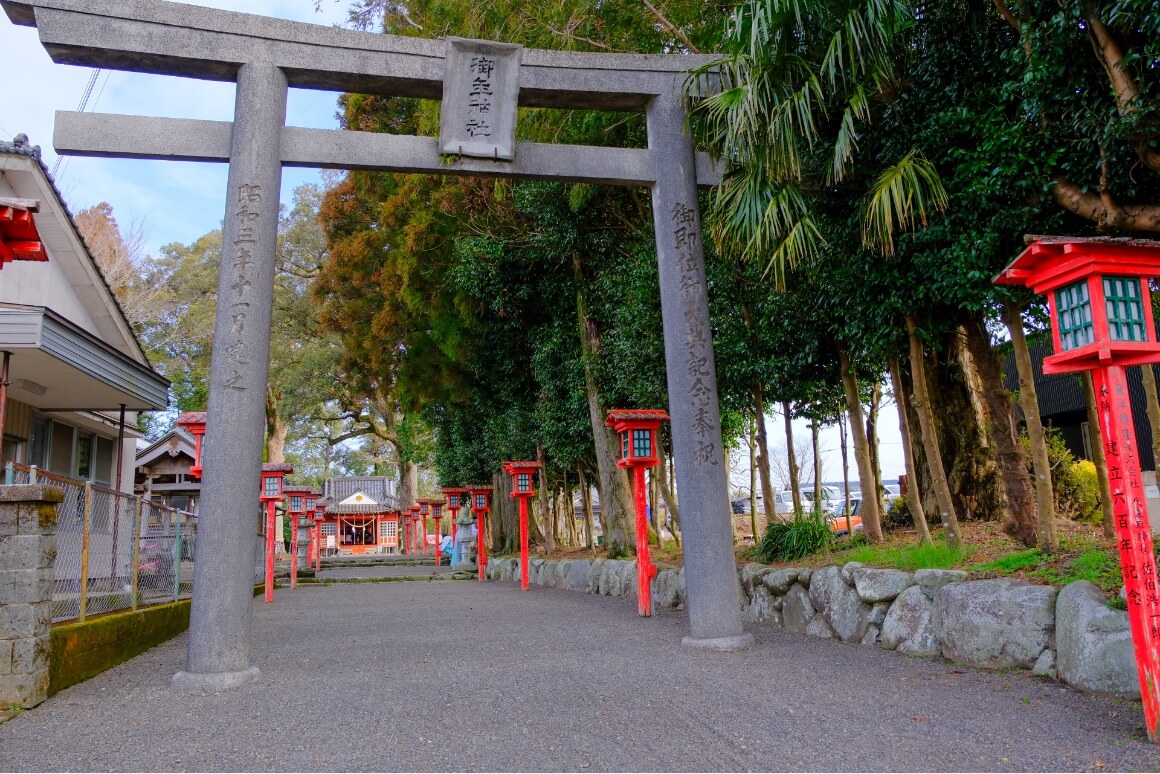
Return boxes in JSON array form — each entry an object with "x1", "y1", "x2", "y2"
[{"x1": 439, "y1": 37, "x2": 522, "y2": 161}]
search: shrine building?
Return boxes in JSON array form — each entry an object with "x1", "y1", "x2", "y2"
[{"x1": 317, "y1": 476, "x2": 400, "y2": 555}]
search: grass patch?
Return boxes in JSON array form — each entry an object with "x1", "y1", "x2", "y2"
[
  {"x1": 1031, "y1": 548, "x2": 1123, "y2": 592},
  {"x1": 835, "y1": 540, "x2": 973, "y2": 571},
  {"x1": 972, "y1": 548, "x2": 1044, "y2": 574}
]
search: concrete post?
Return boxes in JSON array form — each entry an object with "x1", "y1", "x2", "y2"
[
  {"x1": 646, "y1": 93, "x2": 752, "y2": 651},
  {"x1": 172, "y1": 61, "x2": 287, "y2": 693},
  {"x1": 0, "y1": 485, "x2": 63, "y2": 708}
]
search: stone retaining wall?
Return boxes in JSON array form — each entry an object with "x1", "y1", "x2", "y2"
[{"x1": 485, "y1": 556, "x2": 1140, "y2": 699}]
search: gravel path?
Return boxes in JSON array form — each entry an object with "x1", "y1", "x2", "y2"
[{"x1": 3, "y1": 577, "x2": 1159, "y2": 772}]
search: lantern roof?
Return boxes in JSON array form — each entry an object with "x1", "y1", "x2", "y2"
[
  {"x1": 441, "y1": 485, "x2": 468, "y2": 494},
  {"x1": 261, "y1": 462, "x2": 294, "y2": 474},
  {"x1": 502, "y1": 460, "x2": 541, "y2": 474},
  {"x1": 284, "y1": 485, "x2": 313, "y2": 494},
  {"x1": 174, "y1": 411, "x2": 207, "y2": 430},
  {"x1": 995, "y1": 235, "x2": 1160, "y2": 295},
  {"x1": 467, "y1": 484, "x2": 494, "y2": 492},
  {"x1": 605, "y1": 408, "x2": 669, "y2": 431}
]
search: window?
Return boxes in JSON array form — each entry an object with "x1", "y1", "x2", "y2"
[
  {"x1": 321, "y1": 522, "x2": 337, "y2": 536},
  {"x1": 263, "y1": 476, "x2": 279, "y2": 497},
  {"x1": 1104, "y1": 276, "x2": 1147, "y2": 343},
  {"x1": 50, "y1": 421, "x2": 73, "y2": 475},
  {"x1": 28, "y1": 415, "x2": 49, "y2": 468},
  {"x1": 76, "y1": 431, "x2": 93, "y2": 480},
  {"x1": 475, "y1": 493, "x2": 486, "y2": 509},
  {"x1": 621, "y1": 432, "x2": 629, "y2": 459},
  {"x1": 633, "y1": 429, "x2": 652, "y2": 458},
  {"x1": 517, "y1": 472, "x2": 530, "y2": 491},
  {"x1": 291, "y1": 495, "x2": 302, "y2": 510},
  {"x1": 95, "y1": 436, "x2": 115, "y2": 485},
  {"x1": 449, "y1": 494, "x2": 459, "y2": 508},
  {"x1": 2, "y1": 435, "x2": 24, "y2": 465},
  {"x1": 380, "y1": 520, "x2": 397, "y2": 540},
  {"x1": 1056, "y1": 280, "x2": 1094, "y2": 351}
]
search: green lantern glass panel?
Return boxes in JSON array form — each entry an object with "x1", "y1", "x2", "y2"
[
  {"x1": 475, "y1": 493, "x2": 486, "y2": 508},
  {"x1": 263, "y1": 477, "x2": 279, "y2": 497},
  {"x1": 632, "y1": 429, "x2": 652, "y2": 458},
  {"x1": 1104, "y1": 276, "x2": 1148, "y2": 343},
  {"x1": 1056, "y1": 281, "x2": 1094, "y2": 351},
  {"x1": 291, "y1": 496, "x2": 302, "y2": 510},
  {"x1": 449, "y1": 494, "x2": 459, "y2": 508},
  {"x1": 621, "y1": 432, "x2": 629, "y2": 459},
  {"x1": 517, "y1": 473, "x2": 530, "y2": 491}
]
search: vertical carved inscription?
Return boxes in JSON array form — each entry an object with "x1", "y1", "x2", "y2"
[
  {"x1": 223, "y1": 182, "x2": 261, "y2": 392},
  {"x1": 671, "y1": 201, "x2": 718, "y2": 466}
]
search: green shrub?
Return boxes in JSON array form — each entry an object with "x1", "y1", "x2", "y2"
[
  {"x1": 881, "y1": 496, "x2": 913, "y2": 530},
  {"x1": 1021, "y1": 427, "x2": 1102, "y2": 522},
  {"x1": 754, "y1": 510, "x2": 832, "y2": 562}
]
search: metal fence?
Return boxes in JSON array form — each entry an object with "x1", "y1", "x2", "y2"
[{"x1": 5, "y1": 462, "x2": 197, "y2": 623}]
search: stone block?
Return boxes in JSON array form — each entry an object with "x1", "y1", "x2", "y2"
[
  {"x1": 11, "y1": 636, "x2": 49, "y2": 674},
  {"x1": 0, "y1": 640, "x2": 12, "y2": 675},
  {"x1": 621, "y1": 561, "x2": 638, "y2": 600},
  {"x1": 566, "y1": 560, "x2": 590, "y2": 592},
  {"x1": 1055, "y1": 580, "x2": 1139, "y2": 698},
  {"x1": 932, "y1": 579, "x2": 1056, "y2": 669},
  {"x1": 554, "y1": 561, "x2": 569, "y2": 587},
  {"x1": 1033, "y1": 649, "x2": 1056, "y2": 678},
  {"x1": 740, "y1": 563, "x2": 769, "y2": 596},
  {"x1": 0, "y1": 604, "x2": 40, "y2": 639},
  {"x1": 796, "y1": 568, "x2": 813, "y2": 588},
  {"x1": 742, "y1": 585, "x2": 778, "y2": 625},
  {"x1": 852, "y1": 568, "x2": 914, "y2": 603},
  {"x1": 782, "y1": 584, "x2": 815, "y2": 635},
  {"x1": 762, "y1": 568, "x2": 799, "y2": 595},
  {"x1": 914, "y1": 569, "x2": 967, "y2": 599},
  {"x1": 0, "y1": 668, "x2": 48, "y2": 708},
  {"x1": 881, "y1": 586, "x2": 938, "y2": 655},
  {"x1": 809, "y1": 565, "x2": 872, "y2": 643},
  {"x1": 653, "y1": 568, "x2": 685, "y2": 609},
  {"x1": 806, "y1": 616, "x2": 834, "y2": 639},
  {"x1": 587, "y1": 558, "x2": 605, "y2": 594},
  {"x1": 861, "y1": 624, "x2": 880, "y2": 645},
  {"x1": 0, "y1": 535, "x2": 56, "y2": 569},
  {"x1": 0, "y1": 569, "x2": 52, "y2": 605},
  {"x1": 841, "y1": 562, "x2": 866, "y2": 584}
]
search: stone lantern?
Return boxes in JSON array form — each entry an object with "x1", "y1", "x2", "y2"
[
  {"x1": 996, "y1": 235, "x2": 1160, "y2": 739},
  {"x1": 605, "y1": 409, "x2": 669, "y2": 616}
]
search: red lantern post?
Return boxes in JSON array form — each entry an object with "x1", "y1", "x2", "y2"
[
  {"x1": 605, "y1": 409, "x2": 669, "y2": 616},
  {"x1": 174, "y1": 411, "x2": 207, "y2": 479},
  {"x1": 468, "y1": 486, "x2": 494, "y2": 582},
  {"x1": 443, "y1": 487, "x2": 467, "y2": 548},
  {"x1": 418, "y1": 500, "x2": 431, "y2": 553},
  {"x1": 427, "y1": 500, "x2": 445, "y2": 566},
  {"x1": 285, "y1": 486, "x2": 311, "y2": 589},
  {"x1": 996, "y1": 236, "x2": 1160, "y2": 740},
  {"x1": 503, "y1": 461, "x2": 541, "y2": 591},
  {"x1": 408, "y1": 505, "x2": 422, "y2": 553},
  {"x1": 402, "y1": 510, "x2": 413, "y2": 555},
  {"x1": 259, "y1": 462, "x2": 293, "y2": 603}
]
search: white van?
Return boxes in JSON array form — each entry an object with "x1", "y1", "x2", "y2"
[{"x1": 773, "y1": 487, "x2": 842, "y2": 515}]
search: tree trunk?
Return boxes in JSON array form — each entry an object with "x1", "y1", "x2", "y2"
[
  {"x1": 1083, "y1": 372, "x2": 1117, "y2": 541},
  {"x1": 811, "y1": 422, "x2": 822, "y2": 508},
  {"x1": 867, "y1": 381, "x2": 883, "y2": 514},
  {"x1": 265, "y1": 385, "x2": 288, "y2": 463},
  {"x1": 578, "y1": 464, "x2": 596, "y2": 551},
  {"x1": 1140, "y1": 365, "x2": 1160, "y2": 475},
  {"x1": 749, "y1": 416, "x2": 759, "y2": 542},
  {"x1": 838, "y1": 345, "x2": 883, "y2": 542},
  {"x1": 961, "y1": 310, "x2": 1038, "y2": 546},
  {"x1": 537, "y1": 445, "x2": 553, "y2": 556},
  {"x1": 889, "y1": 356, "x2": 932, "y2": 544},
  {"x1": 1002, "y1": 301, "x2": 1058, "y2": 552},
  {"x1": 751, "y1": 383, "x2": 776, "y2": 522},
  {"x1": 724, "y1": 444, "x2": 737, "y2": 541},
  {"x1": 657, "y1": 453, "x2": 681, "y2": 547},
  {"x1": 782, "y1": 402, "x2": 803, "y2": 514},
  {"x1": 650, "y1": 466, "x2": 664, "y2": 548},
  {"x1": 906, "y1": 314, "x2": 962, "y2": 549},
  {"x1": 494, "y1": 469, "x2": 518, "y2": 553},
  {"x1": 398, "y1": 458, "x2": 418, "y2": 509},
  {"x1": 839, "y1": 412, "x2": 853, "y2": 535},
  {"x1": 575, "y1": 258, "x2": 634, "y2": 555}
]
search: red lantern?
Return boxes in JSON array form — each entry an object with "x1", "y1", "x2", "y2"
[
  {"x1": 258, "y1": 462, "x2": 293, "y2": 604},
  {"x1": 427, "y1": 499, "x2": 445, "y2": 566},
  {"x1": 606, "y1": 409, "x2": 669, "y2": 617},
  {"x1": 442, "y1": 486, "x2": 467, "y2": 547},
  {"x1": 996, "y1": 236, "x2": 1160, "y2": 740},
  {"x1": 468, "y1": 485, "x2": 493, "y2": 582},
  {"x1": 284, "y1": 485, "x2": 312, "y2": 590},
  {"x1": 503, "y1": 461, "x2": 541, "y2": 591},
  {"x1": 174, "y1": 411, "x2": 207, "y2": 479}
]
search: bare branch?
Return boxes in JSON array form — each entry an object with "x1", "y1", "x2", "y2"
[
  {"x1": 1051, "y1": 174, "x2": 1160, "y2": 232},
  {"x1": 641, "y1": 0, "x2": 701, "y2": 54}
]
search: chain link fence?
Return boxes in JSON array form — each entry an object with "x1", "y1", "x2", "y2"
[{"x1": 5, "y1": 462, "x2": 197, "y2": 622}]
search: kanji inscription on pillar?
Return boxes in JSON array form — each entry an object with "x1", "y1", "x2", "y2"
[{"x1": 439, "y1": 37, "x2": 522, "y2": 161}]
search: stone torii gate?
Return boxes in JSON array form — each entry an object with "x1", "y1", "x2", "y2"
[{"x1": 2, "y1": 0, "x2": 753, "y2": 692}]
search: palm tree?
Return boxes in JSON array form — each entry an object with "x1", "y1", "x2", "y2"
[{"x1": 689, "y1": 0, "x2": 947, "y2": 285}]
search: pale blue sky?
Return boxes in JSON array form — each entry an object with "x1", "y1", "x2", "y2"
[{"x1": 0, "y1": 0, "x2": 905, "y2": 479}]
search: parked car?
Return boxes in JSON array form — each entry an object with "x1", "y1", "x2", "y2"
[
  {"x1": 731, "y1": 498, "x2": 748, "y2": 514},
  {"x1": 773, "y1": 486, "x2": 843, "y2": 515},
  {"x1": 829, "y1": 498, "x2": 864, "y2": 537}
]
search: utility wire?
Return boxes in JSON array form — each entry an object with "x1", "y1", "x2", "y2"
[{"x1": 51, "y1": 68, "x2": 102, "y2": 180}]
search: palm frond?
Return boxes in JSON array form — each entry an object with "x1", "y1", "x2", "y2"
[{"x1": 861, "y1": 148, "x2": 948, "y2": 256}]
